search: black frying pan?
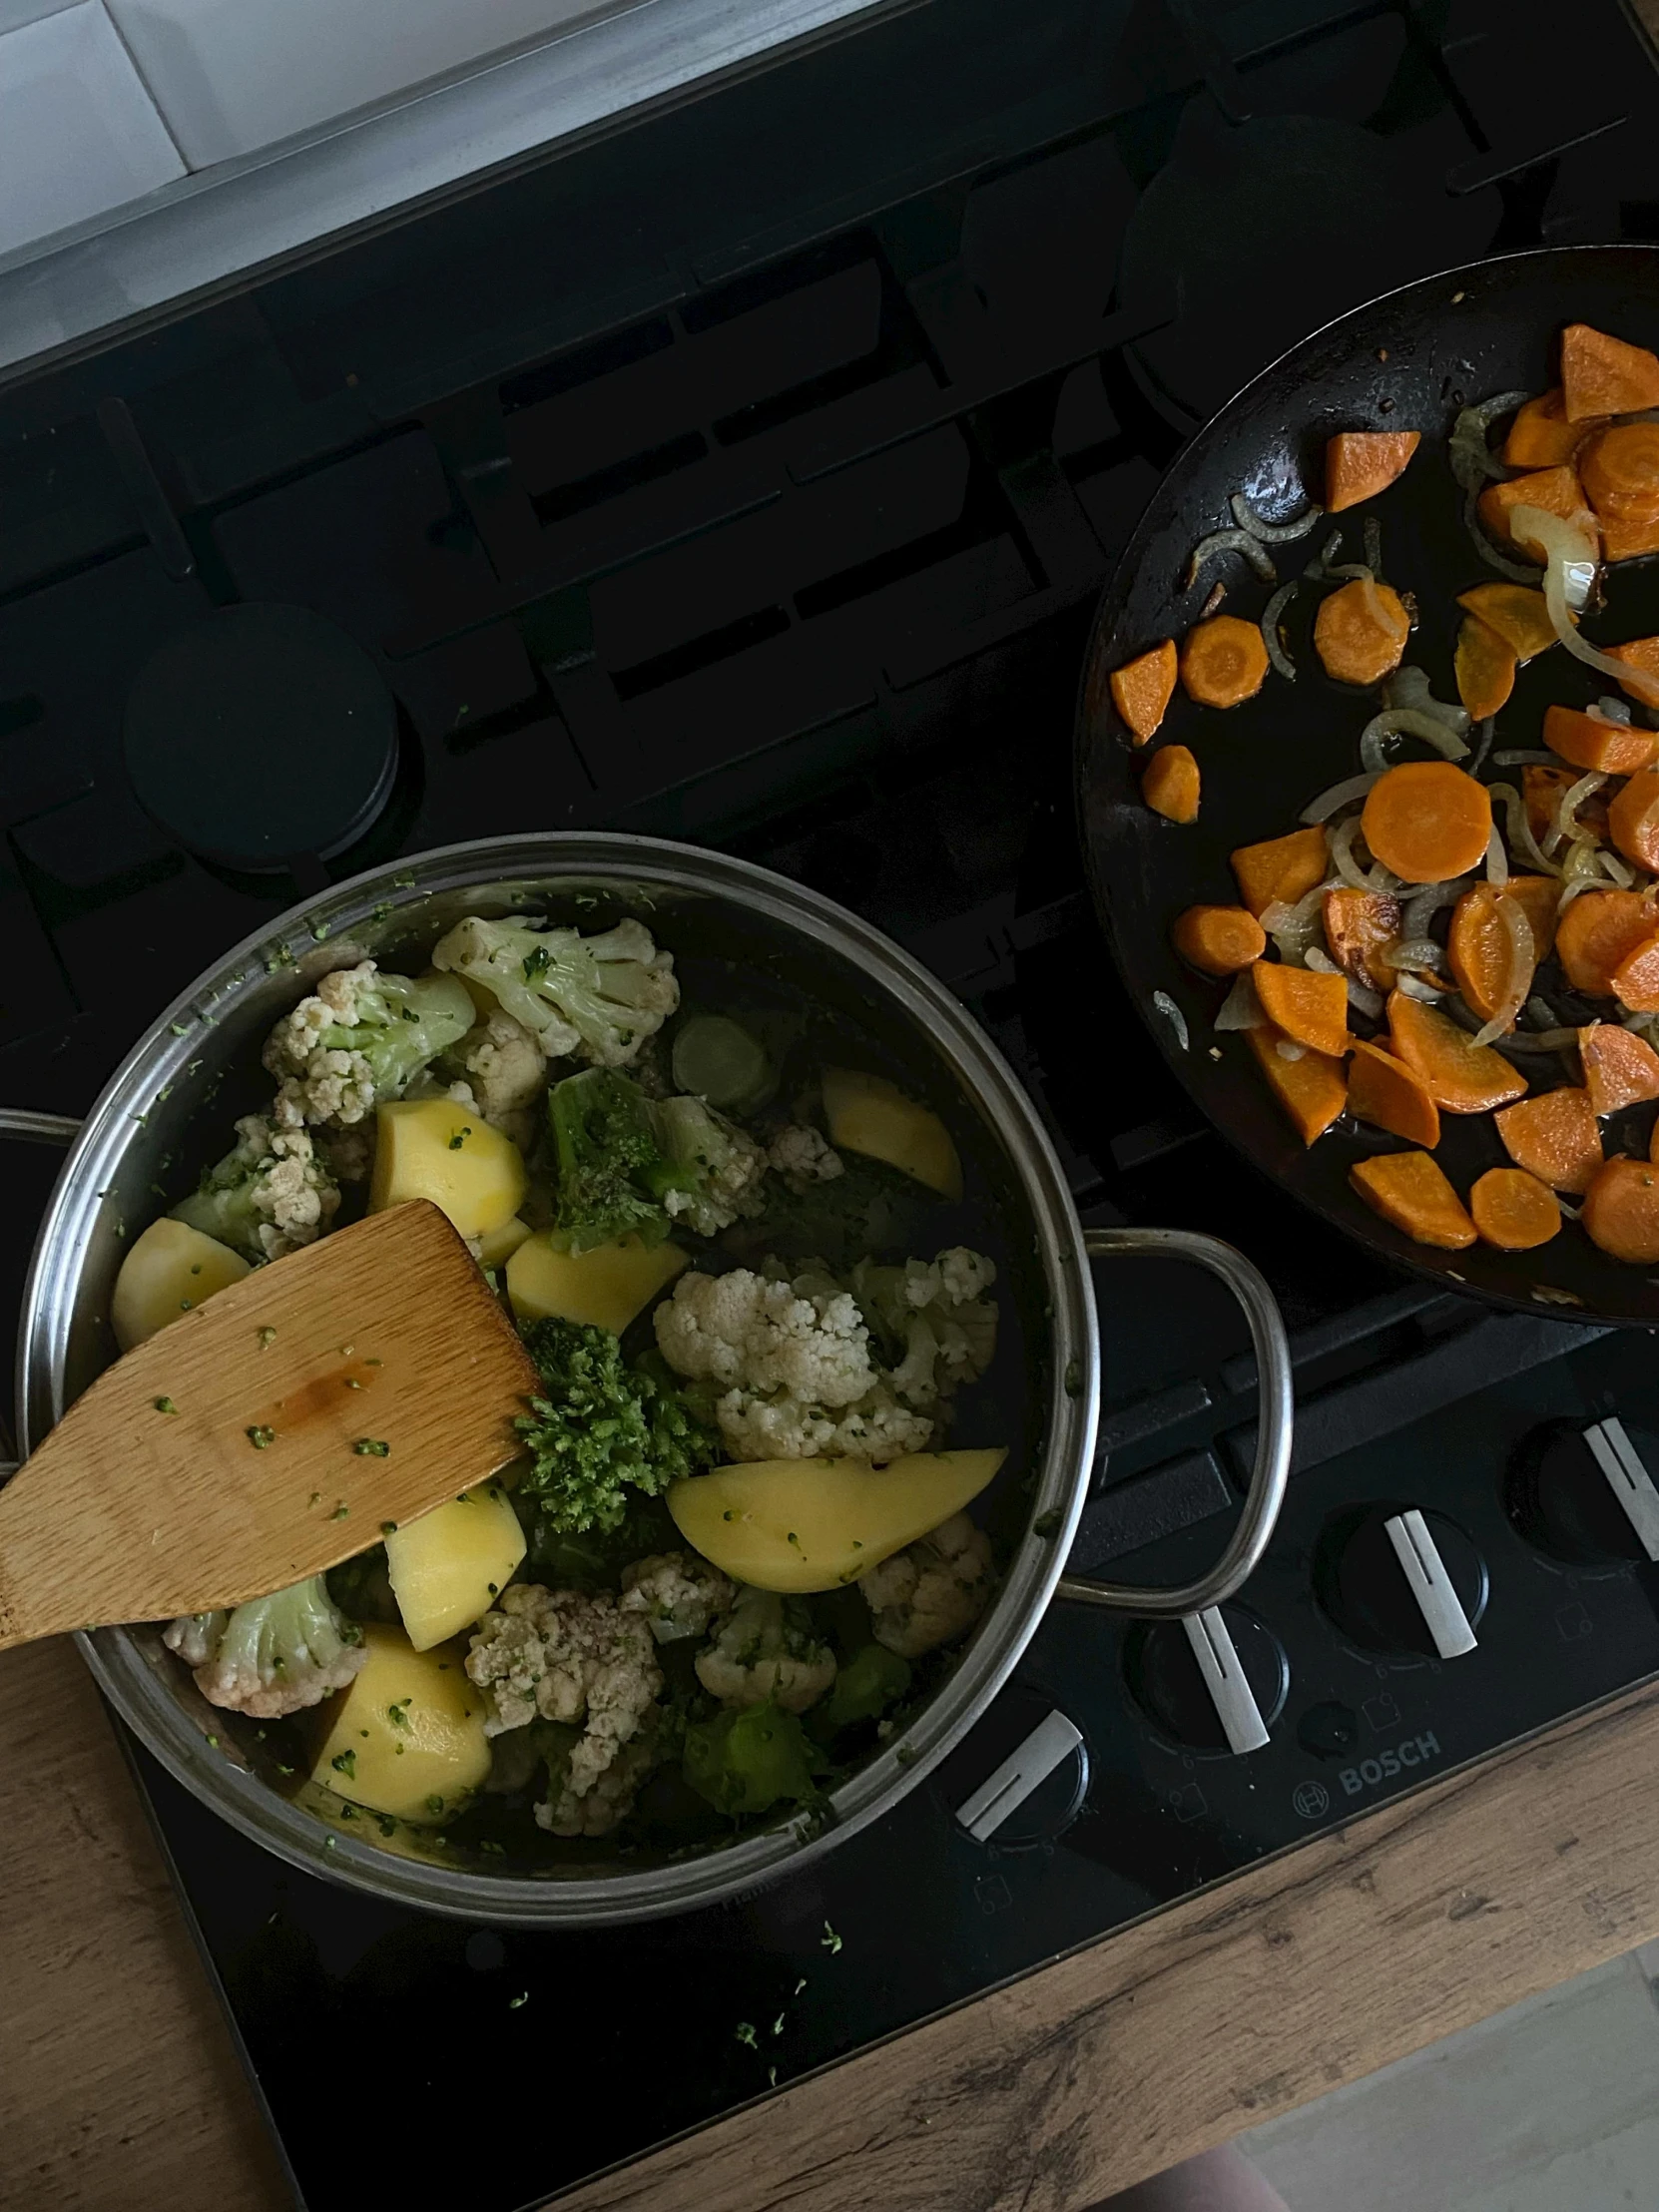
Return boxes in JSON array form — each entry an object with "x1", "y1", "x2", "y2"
[{"x1": 1077, "y1": 245, "x2": 1659, "y2": 1327}]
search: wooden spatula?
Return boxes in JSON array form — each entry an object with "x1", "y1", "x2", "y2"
[{"x1": 0, "y1": 1201, "x2": 542, "y2": 1650}]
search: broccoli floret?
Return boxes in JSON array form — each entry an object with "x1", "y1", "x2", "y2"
[
  {"x1": 171, "y1": 1107, "x2": 339, "y2": 1262},
  {"x1": 163, "y1": 1573, "x2": 365, "y2": 1718},
  {"x1": 642, "y1": 1094, "x2": 768, "y2": 1237},
  {"x1": 547, "y1": 1068, "x2": 671, "y2": 1252},
  {"x1": 682, "y1": 1699, "x2": 818, "y2": 1817},
  {"x1": 514, "y1": 1316, "x2": 720, "y2": 1539},
  {"x1": 431, "y1": 915, "x2": 678, "y2": 1067},
  {"x1": 817, "y1": 1642, "x2": 911, "y2": 1732},
  {"x1": 264, "y1": 961, "x2": 475, "y2": 1126}
]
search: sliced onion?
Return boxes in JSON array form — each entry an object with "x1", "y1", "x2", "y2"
[
  {"x1": 1275, "y1": 1038, "x2": 1307, "y2": 1062},
  {"x1": 1450, "y1": 390, "x2": 1528, "y2": 491},
  {"x1": 1484, "y1": 824, "x2": 1508, "y2": 887},
  {"x1": 1402, "y1": 878, "x2": 1467, "y2": 936},
  {"x1": 1381, "y1": 936, "x2": 1447, "y2": 970},
  {"x1": 1526, "y1": 994, "x2": 1561, "y2": 1028},
  {"x1": 1152, "y1": 990, "x2": 1190, "y2": 1052},
  {"x1": 1463, "y1": 488, "x2": 1543, "y2": 584},
  {"x1": 1303, "y1": 945, "x2": 1339, "y2": 973},
  {"x1": 1545, "y1": 770, "x2": 1608, "y2": 857},
  {"x1": 1345, "y1": 974, "x2": 1385, "y2": 1019},
  {"x1": 1324, "y1": 562, "x2": 1375, "y2": 582},
  {"x1": 1260, "y1": 878, "x2": 1337, "y2": 935},
  {"x1": 1487, "y1": 782, "x2": 1559, "y2": 875},
  {"x1": 1329, "y1": 815, "x2": 1399, "y2": 892},
  {"x1": 1300, "y1": 771, "x2": 1382, "y2": 825},
  {"x1": 1590, "y1": 695, "x2": 1633, "y2": 725},
  {"x1": 1513, "y1": 509, "x2": 1614, "y2": 682},
  {"x1": 1471, "y1": 717, "x2": 1496, "y2": 775},
  {"x1": 1215, "y1": 971, "x2": 1265, "y2": 1031},
  {"x1": 1490, "y1": 749, "x2": 1555, "y2": 767},
  {"x1": 1599, "y1": 850, "x2": 1637, "y2": 888},
  {"x1": 1304, "y1": 527, "x2": 1345, "y2": 579},
  {"x1": 1360, "y1": 708, "x2": 1471, "y2": 772},
  {"x1": 1384, "y1": 666, "x2": 1470, "y2": 735},
  {"x1": 1185, "y1": 528, "x2": 1276, "y2": 590},
  {"x1": 1261, "y1": 580, "x2": 1300, "y2": 683},
  {"x1": 1394, "y1": 971, "x2": 1444, "y2": 1002},
  {"x1": 1230, "y1": 491, "x2": 1323, "y2": 543},
  {"x1": 1469, "y1": 894, "x2": 1532, "y2": 1047},
  {"x1": 1555, "y1": 1196, "x2": 1582, "y2": 1221}
]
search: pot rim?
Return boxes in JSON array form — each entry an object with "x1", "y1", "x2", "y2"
[{"x1": 15, "y1": 830, "x2": 1099, "y2": 1926}]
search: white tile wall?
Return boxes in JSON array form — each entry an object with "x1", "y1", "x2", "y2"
[
  {"x1": 0, "y1": 3, "x2": 184, "y2": 260},
  {"x1": 105, "y1": 0, "x2": 620, "y2": 168},
  {"x1": 0, "y1": 0, "x2": 78, "y2": 33}
]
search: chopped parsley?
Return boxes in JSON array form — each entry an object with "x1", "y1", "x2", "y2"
[
  {"x1": 331, "y1": 1750, "x2": 357, "y2": 1780},
  {"x1": 522, "y1": 945, "x2": 553, "y2": 983},
  {"x1": 353, "y1": 1437, "x2": 390, "y2": 1456},
  {"x1": 425, "y1": 1795, "x2": 445, "y2": 1816},
  {"x1": 821, "y1": 1922, "x2": 842, "y2": 1954},
  {"x1": 246, "y1": 1424, "x2": 276, "y2": 1449},
  {"x1": 153, "y1": 1396, "x2": 178, "y2": 1415},
  {"x1": 386, "y1": 1699, "x2": 412, "y2": 1731},
  {"x1": 330, "y1": 1502, "x2": 350, "y2": 1520},
  {"x1": 380, "y1": 1520, "x2": 398, "y2": 1536},
  {"x1": 258, "y1": 1327, "x2": 276, "y2": 1351},
  {"x1": 508, "y1": 1991, "x2": 530, "y2": 2009},
  {"x1": 448, "y1": 1126, "x2": 472, "y2": 1150},
  {"x1": 734, "y1": 2021, "x2": 759, "y2": 2049}
]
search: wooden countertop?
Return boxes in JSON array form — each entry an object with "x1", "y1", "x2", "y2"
[{"x1": 8, "y1": 1636, "x2": 1659, "y2": 2212}]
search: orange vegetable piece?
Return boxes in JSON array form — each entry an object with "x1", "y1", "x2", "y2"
[
  {"x1": 1524, "y1": 763, "x2": 1607, "y2": 848},
  {"x1": 1143, "y1": 745, "x2": 1200, "y2": 824},
  {"x1": 1493, "y1": 1087, "x2": 1603, "y2": 1196},
  {"x1": 1455, "y1": 583, "x2": 1557, "y2": 663},
  {"x1": 1350, "y1": 1150, "x2": 1476, "y2": 1251},
  {"x1": 1361, "y1": 761, "x2": 1493, "y2": 886},
  {"x1": 1560, "y1": 322, "x2": 1659, "y2": 422},
  {"x1": 1172, "y1": 904, "x2": 1267, "y2": 976},
  {"x1": 1468, "y1": 1166, "x2": 1561, "y2": 1251},
  {"x1": 1611, "y1": 928, "x2": 1659, "y2": 1013},
  {"x1": 1250, "y1": 960, "x2": 1350, "y2": 1057},
  {"x1": 1322, "y1": 887, "x2": 1400, "y2": 992},
  {"x1": 1582, "y1": 1156, "x2": 1659, "y2": 1265},
  {"x1": 1476, "y1": 465, "x2": 1597, "y2": 558},
  {"x1": 1453, "y1": 615, "x2": 1516, "y2": 722},
  {"x1": 1606, "y1": 637, "x2": 1659, "y2": 710},
  {"x1": 1580, "y1": 1022, "x2": 1659, "y2": 1115},
  {"x1": 1579, "y1": 422, "x2": 1659, "y2": 523},
  {"x1": 1500, "y1": 388, "x2": 1601, "y2": 470},
  {"x1": 1385, "y1": 990, "x2": 1526, "y2": 1114},
  {"x1": 1110, "y1": 640, "x2": 1179, "y2": 746},
  {"x1": 1504, "y1": 873, "x2": 1559, "y2": 962},
  {"x1": 1231, "y1": 825, "x2": 1330, "y2": 918},
  {"x1": 1555, "y1": 890, "x2": 1659, "y2": 997},
  {"x1": 1608, "y1": 770, "x2": 1659, "y2": 875},
  {"x1": 1601, "y1": 510, "x2": 1659, "y2": 563},
  {"x1": 1542, "y1": 703, "x2": 1657, "y2": 777},
  {"x1": 1324, "y1": 430, "x2": 1421, "y2": 513},
  {"x1": 1446, "y1": 881, "x2": 1538, "y2": 1026},
  {"x1": 1244, "y1": 1024, "x2": 1348, "y2": 1147},
  {"x1": 1179, "y1": 616, "x2": 1269, "y2": 709},
  {"x1": 1313, "y1": 578, "x2": 1410, "y2": 688},
  {"x1": 1347, "y1": 1039, "x2": 1439, "y2": 1148}
]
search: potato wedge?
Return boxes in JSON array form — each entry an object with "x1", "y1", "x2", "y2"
[
  {"x1": 310, "y1": 1623, "x2": 490, "y2": 1824},
  {"x1": 821, "y1": 1067, "x2": 962, "y2": 1200},
  {"x1": 368, "y1": 1099, "x2": 526, "y2": 1240},
  {"x1": 111, "y1": 1217, "x2": 250, "y2": 1352},
  {"x1": 385, "y1": 1482, "x2": 527, "y2": 1652},
  {"x1": 505, "y1": 1230, "x2": 689, "y2": 1333}
]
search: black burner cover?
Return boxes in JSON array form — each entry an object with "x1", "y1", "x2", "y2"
[{"x1": 124, "y1": 603, "x2": 398, "y2": 870}]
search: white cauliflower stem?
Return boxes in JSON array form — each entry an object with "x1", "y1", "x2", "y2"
[
  {"x1": 859, "y1": 1513, "x2": 995, "y2": 1657},
  {"x1": 432, "y1": 915, "x2": 678, "y2": 1067},
  {"x1": 695, "y1": 1586, "x2": 836, "y2": 1713},
  {"x1": 163, "y1": 1574, "x2": 366, "y2": 1718},
  {"x1": 620, "y1": 1552, "x2": 735, "y2": 1643}
]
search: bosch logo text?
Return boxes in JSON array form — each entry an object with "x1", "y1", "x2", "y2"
[{"x1": 1339, "y1": 1732, "x2": 1441, "y2": 1799}]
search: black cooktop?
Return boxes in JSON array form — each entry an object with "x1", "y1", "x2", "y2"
[{"x1": 5, "y1": 1, "x2": 1659, "y2": 2205}]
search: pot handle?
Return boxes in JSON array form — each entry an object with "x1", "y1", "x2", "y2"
[
  {"x1": 0, "y1": 1108, "x2": 82, "y2": 1146},
  {"x1": 1055, "y1": 1227, "x2": 1293, "y2": 1618}
]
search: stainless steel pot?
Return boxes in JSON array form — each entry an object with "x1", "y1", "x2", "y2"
[{"x1": 4, "y1": 832, "x2": 1293, "y2": 1926}]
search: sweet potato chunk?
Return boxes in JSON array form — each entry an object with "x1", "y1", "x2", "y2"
[
  {"x1": 1453, "y1": 615, "x2": 1516, "y2": 722},
  {"x1": 1469, "y1": 1167, "x2": 1560, "y2": 1251},
  {"x1": 1561, "y1": 322, "x2": 1659, "y2": 422},
  {"x1": 1385, "y1": 990, "x2": 1526, "y2": 1114},
  {"x1": 1580, "y1": 1022, "x2": 1659, "y2": 1115},
  {"x1": 1143, "y1": 745, "x2": 1200, "y2": 824},
  {"x1": 1543, "y1": 703, "x2": 1657, "y2": 777},
  {"x1": 1555, "y1": 890, "x2": 1658, "y2": 997},
  {"x1": 1362, "y1": 762, "x2": 1493, "y2": 885},
  {"x1": 1601, "y1": 510, "x2": 1659, "y2": 563},
  {"x1": 1580, "y1": 422, "x2": 1659, "y2": 524},
  {"x1": 1506, "y1": 874, "x2": 1559, "y2": 962},
  {"x1": 1180, "y1": 616, "x2": 1269, "y2": 709},
  {"x1": 1110, "y1": 640, "x2": 1179, "y2": 746},
  {"x1": 1347, "y1": 1039, "x2": 1439, "y2": 1148},
  {"x1": 1322, "y1": 887, "x2": 1400, "y2": 992},
  {"x1": 1251, "y1": 960, "x2": 1350, "y2": 1057},
  {"x1": 1501, "y1": 388, "x2": 1601, "y2": 471},
  {"x1": 1612, "y1": 929, "x2": 1659, "y2": 1014},
  {"x1": 1454, "y1": 583, "x2": 1557, "y2": 664},
  {"x1": 1324, "y1": 430, "x2": 1421, "y2": 512},
  {"x1": 1582, "y1": 1156, "x2": 1659, "y2": 1265},
  {"x1": 1606, "y1": 636, "x2": 1659, "y2": 711},
  {"x1": 1446, "y1": 881, "x2": 1537, "y2": 1026},
  {"x1": 1608, "y1": 770, "x2": 1659, "y2": 875},
  {"x1": 1172, "y1": 904, "x2": 1267, "y2": 976},
  {"x1": 1314, "y1": 579, "x2": 1410, "y2": 687},
  {"x1": 1232, "y1": 826, "x2": 1330, "y2": 918},
  {"x1": 1244, "y1": 1024, "x2": 1348, "y2": 1146},
  {"x1": 1350, "y1": 1150, "x2": 1476, "y2": 1250},
  {"x1": 1524, "y1": 763, "x2": 1607, "y2": 848},
  {"x1": 1477, "y1": 465, "x2": 1597, "y2": 558},
  {"x1": 1493, "y1": 1087, "x2": 1603, "y2": 1196}
]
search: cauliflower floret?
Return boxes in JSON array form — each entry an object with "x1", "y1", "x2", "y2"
[
  {"x1": 767, "y1": 1124, "x2": 844, "y2": 1192},
  {"x1": 620, "y1": 1551, "x2": 735, "y2": 1643},
  {"x1": 171, "y1": 1108, "x2": 339, "y2": 1261},
  {"x1": 456, "y1": 1008, "x2": 546, "y2": 1149},
  {"x1": 713, "y1": 1380, "x2": 934, "y2": 1463},
  {"x1": 654, "y1": 1267, "x2": 873, "y2": 1403},
  {"x1": 858, "y1": 1513, "x2": 995, "y2": 1658},
  {"x1": 263, "y1": 960, "x2": 474, "y2": 1127},
  {"x1": 852, "y1": 1248, "x2": 998, "y2": 1410},
  {"x1": 695, "y1": 1586, "x2": 836, "y2": 1714},
  {"x1": 431, "y1": 915, "x2": 678, "y2": 1067},
  {"x1": 538, "y1": 1726, "x2": 660, "y2": 1837},
  {"x1": 654, "y1": 1097, "x2": 769, "y2": 1236},
  {"x1": 465, "y1": 1585, "x2": 662, "y2": 1811},
  {"x1": 163, "y1": 1574, "x2": 366, "y2": 1718}
]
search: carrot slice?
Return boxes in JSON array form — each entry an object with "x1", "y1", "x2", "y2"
[
  {"x1": 1580, "y1": 1023, "x2": 1659, "y2": 1115},
  {"x1": 1582, "y1": 1156, "x2": 1659, "y2": 1264},
  {"x1": 1350, "y1": 1150, "x2": 1476, "y2": 1250},
  {"x1": 1446, "y1": 881, "x2": 1538, "y2": 1025},
  {"x1": 1611, "y1": 928, "x2": 1659, "y2": 1013},
  {"x1": 1143, "y1": 745, "x2": 1200, "y2": 824},
  {"x1": 1468, "y1": 1167, "x2": 1561, "y2": 1251},
  {"x1": 1361, "y1": 762, "x2": 1493, "y2": 885},
  {"x1": 1500, "y1": 388, "x2": 1602, "y2": 470},
  {"x1": 1232, "y1": 826, "x2": 1330, "y2": 918},
  {"x1": 1455, "y1": 583, "x2": 1557, "y2": 664},
  {"x1": 1605, "y1": 637, "x2": 1659, "y2": 711},
  {"x1": 1580, "y1": 422, "x2": 1659, "y2": 523},
  {"x1": 1477, "y1": 465, "x2": 1598, "y2": 558},
  {"x1": 1493, "y1": 1087, "x2": 1603, "y2": 1195},
  {"x1": 1172, "y1": 904, "x2": 1267, "y2": 976},
  {"x1": 1608, "y1": 770, "x2": 1659, "y2": 875},
  {"x1": 1453, "y1": 615, "x2": 1516, "y2": 722},
  {"x1": 1601, "y1": 510, "x2": 1659, "y2": 563},
  {"x1": 1385, "y1": 990, "x2": 1526, "y2": 1113},
  {"x1": 1555, "y1": 890, "x2": 1659, "y2": 996},
  {"x1": 1505, "y1": 873, "x2": 1559, "y2": 962},
  {"x1": 1561, "y1": 322, "x2": 1659, "y2": 422},
  {"x1": 1324, "y1": 430, "x2": 1421, "y2": 513},
  {"x1": 1347, "y1": 1039, "x2": 1439, "y2": 1148},
  {"x1": 1312, "y1": 578, "x2": 1410, "y2": 688},
  {"x1": 1110, "y1": 641, "x2": 1179, "y2": 746},
  {"x1": 1180, "y1": 616, "x2": 1269, "y2": 709},
  {"x1": 1524, "y1": 763, "x2": 1607, "y2": 848},
  {"x1": 1322, "y1": 887, "x2": 1400, "y2": 992},
  {"x1": 1244, "y1": 1024, "x2": 1348, "y2": 1146},
  {"x1": 1251, "y1": 960, "x2": 1350, "y2": 1057},
  {"x1": 1542, "y1": 703, "x2": 1658, "y2": 778}
]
